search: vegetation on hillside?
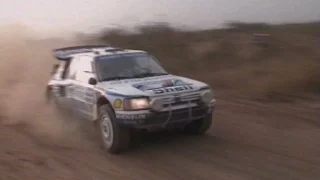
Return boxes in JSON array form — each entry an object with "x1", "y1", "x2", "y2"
[{"x1": 93, "y1": 21, "x2": 320, "y2": 101}]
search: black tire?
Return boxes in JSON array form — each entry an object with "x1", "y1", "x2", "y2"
[
  {"x1": 95, "y1": 104, "x2": 131, "y2": 154},
  {"x1": 184, "y1": 113, "x2": 213, "y2": 135}
]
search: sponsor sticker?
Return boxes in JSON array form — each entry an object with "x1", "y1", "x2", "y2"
[
  {"x1": 116, "y1": 113, "x2": 147, "y2": 120},
  {"x1": 152, "y1": 84, "x2": 195, "y2": 94}
]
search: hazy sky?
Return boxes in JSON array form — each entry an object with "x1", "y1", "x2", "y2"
[{"x1": 1, "y1": 0, "x2": 320, "y2": 35}]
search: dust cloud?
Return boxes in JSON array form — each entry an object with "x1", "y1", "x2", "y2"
[{"x1": 0, "y1": 25, "x2": 86, "y2": 144}]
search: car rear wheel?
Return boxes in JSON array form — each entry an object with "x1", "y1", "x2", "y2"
[
  {"x1": 183, "y1": 113, "x2": 213, "y2": 135},
  {"x1": 96, "y1": 104, "x2": 131, "y2": 154}
]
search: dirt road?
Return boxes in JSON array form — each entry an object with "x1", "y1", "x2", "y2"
[
  {"x1": 0, "y1": 34, "x2": 319, "y2": 180},
  {"x1": 1, "y1": 99, "x2": 319, "y2": 180}
]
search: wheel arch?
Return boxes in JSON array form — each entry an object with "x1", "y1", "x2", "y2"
[{"x1": 93, "y1": 95, "x2": 115, "y2": 121}]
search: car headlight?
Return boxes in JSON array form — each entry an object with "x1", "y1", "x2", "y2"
[
  {"x1": 200, "y1": 90, "x2": 214, "y2": 104},
  {"x1": 123, "y1": 98, "x2": 150, "y2": 110}
]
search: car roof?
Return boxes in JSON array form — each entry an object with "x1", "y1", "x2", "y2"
[{"x1": 53, "y1": 45, "x2": 147, "y2": 61}]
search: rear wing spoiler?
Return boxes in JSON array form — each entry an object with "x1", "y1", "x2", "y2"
[{"x1": 53, "y1": 45, "x2": 122, "y2": 60}]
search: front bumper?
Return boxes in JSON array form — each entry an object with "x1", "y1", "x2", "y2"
[{"x1": 115, "y1": 99, "x2": 215, "y2": 129}]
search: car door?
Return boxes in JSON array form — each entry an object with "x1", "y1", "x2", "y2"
[
  {"x1": 48, "y1": 60, "x2": 74, "y2": 107},
  {"x1": 81, "y1": 58, "x2": 98, "y2": 120},
  {"x1": 67, "y1": 56, "x2": 97, "y2": 120}
]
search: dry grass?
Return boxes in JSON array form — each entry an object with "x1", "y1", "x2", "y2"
[{"x1": 94, "y1": 22, "x2": 320, "y2": 101}]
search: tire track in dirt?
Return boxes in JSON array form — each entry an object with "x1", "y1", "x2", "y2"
[{"x1": 0, "y1": 32, "x2": 319, "y2": 180}]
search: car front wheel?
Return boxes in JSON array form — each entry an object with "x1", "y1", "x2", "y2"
[
  {"x1": 95, "y1": 104, "x2": 131, "y2": 154},
  {"x1": 183, "y1": 113, "x2": 213, "y2": 135}
]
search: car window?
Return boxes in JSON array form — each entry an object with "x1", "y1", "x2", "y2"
[
  {"x1": 67, "y1": 57, "x2": 79, "y2": 80},
  {"x1": 52, "y1": 61, "x2": 68, "y2": 80},
  {"x1": 95, "y1": 53, "x2": 168, "y2": 81},
  {"x1": 73, "y1": 56, "x2": 95, "y2": 83},
  {"x1": 78, "y1": 56, "x2": 93, "y2": 72}
]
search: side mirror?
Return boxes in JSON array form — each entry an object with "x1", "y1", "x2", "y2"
[{"x1": 88, "y1": 77, "x2": 97, "y2": 85}]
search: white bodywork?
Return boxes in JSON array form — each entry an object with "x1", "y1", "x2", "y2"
[{"x1": 48, "y1": 47, "x2": 215, "y2": 123}]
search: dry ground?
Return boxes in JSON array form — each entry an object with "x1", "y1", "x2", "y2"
[{"x1": 0, "y1": 26, "x2": 319, "y2": 180}]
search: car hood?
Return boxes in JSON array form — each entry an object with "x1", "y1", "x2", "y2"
[{"x1": 95, "y1": 74, "x2": 209, "y2": 97}]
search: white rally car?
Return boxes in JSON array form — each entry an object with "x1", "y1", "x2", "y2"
[{"x1": 46, "y1": 45, "x2": 216, "y2": 154}]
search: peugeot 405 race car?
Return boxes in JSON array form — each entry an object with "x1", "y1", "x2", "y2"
[{"x1": 46, "y1": 45, "x2": 216, "y2": 154}]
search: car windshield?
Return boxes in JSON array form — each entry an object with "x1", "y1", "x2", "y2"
[{"x1": 95, "y1": 53, "x2": 169, "y2": 81}]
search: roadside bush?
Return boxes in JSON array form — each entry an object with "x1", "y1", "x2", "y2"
[{"x1": 95, "y1": 21, "x2": 320, "y2": 100}]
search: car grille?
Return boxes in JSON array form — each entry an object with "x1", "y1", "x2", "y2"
[
  {"x1": 158, "y1": 92, "x2": 201, "y2": 107},
  {"x1": 141, "y1": 92, "x2": 208, "y2": 126},
  {"x1": 144, "y1": 106, "x2": 208, "y2": 126}
]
